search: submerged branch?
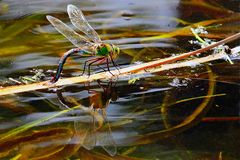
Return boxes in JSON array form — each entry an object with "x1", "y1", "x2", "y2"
[{"x1": 0, "y1": 32, "x2": 239, "y2": 96}]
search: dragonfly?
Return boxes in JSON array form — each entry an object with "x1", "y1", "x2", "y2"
[{"x1": 46, "y1": 4, "x2": 120, "y2": 83}]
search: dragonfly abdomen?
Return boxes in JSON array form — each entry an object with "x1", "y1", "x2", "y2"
[{"x1": 50, "y1": 48, "x2": 91, "y2": 83}]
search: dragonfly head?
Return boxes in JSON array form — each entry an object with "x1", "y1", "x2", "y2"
[{"x1": 110, "y1": 44, "x2": 120, "y2": 59}]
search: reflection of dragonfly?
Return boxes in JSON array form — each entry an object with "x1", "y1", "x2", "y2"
[
  {"x1": 56, "y1": 80, "x2": 117, "y2": 156},
  {"x1": 46, "y1": 4, "x2": 120, "y2": 83}
]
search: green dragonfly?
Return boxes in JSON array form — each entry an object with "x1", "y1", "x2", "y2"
[{"x1": 46, "y1": 4, "x2": 120, "y2": 83}]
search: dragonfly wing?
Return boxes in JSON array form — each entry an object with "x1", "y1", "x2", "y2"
[
  {"x1": 67, "y1": 4, "x2": 102, "y2": 43},
  {"x1": 73, "y1": 110, "x2": 91, "y2": 146},
  {"x1": 98, "y1": 110, "x2": 117, "y2": 156},
  {"x1": 82, "y1": 114, "x2": 97, "y2": 150},
  {"x1": 82, "y1": 132, "x2": 96, "y2": 150},
  {"x1": 101, "y1": 125, "x2": 117, "y2": 156},
  {"x1": 46, "y1": 15, "x2": 94, "y2": 49}
]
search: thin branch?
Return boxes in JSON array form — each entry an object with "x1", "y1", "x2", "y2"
[{"x1": 0, "y1": 32, "x2": 239, "y2": 96}]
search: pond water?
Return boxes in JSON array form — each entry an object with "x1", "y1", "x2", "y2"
[{"x1": 0, "y1": 0, "x2": 239, "y2": 159}]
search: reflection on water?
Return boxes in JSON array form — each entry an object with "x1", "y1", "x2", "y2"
[
  {"x1": 56, "y1": 80, "x2": 117, "y2": 156},
  {"x1": 0, "y1": 0, "x2": 240, "y2": 159}
]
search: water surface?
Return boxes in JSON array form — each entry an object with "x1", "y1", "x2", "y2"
[{"x1": 0, "y1": 0, "x2": 239, "y2": 159}]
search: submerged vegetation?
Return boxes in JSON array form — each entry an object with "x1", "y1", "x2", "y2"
[{"x1": 0, "y1": 0, "x2": 239, "y2": 159}]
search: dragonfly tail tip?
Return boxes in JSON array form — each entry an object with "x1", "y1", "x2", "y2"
[
  {"x1": 67, "y1": 4, "x2": 76, "y2": 11},
  {"x1": 46, "y1": 15, "x2": 53, "y2": 21}
]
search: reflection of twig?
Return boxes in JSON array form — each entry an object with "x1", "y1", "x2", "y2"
[{"x1": 0, "y1": 33, "x2": 239, "y2": 96}]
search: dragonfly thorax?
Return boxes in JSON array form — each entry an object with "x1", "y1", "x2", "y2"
[{"x1": 96, "y1": 43, "x2": 120, "y2": 59}]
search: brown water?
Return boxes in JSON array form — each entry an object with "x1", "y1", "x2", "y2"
[{"x1": 0, "y1": 0, "x2": 239, "y2": 159}]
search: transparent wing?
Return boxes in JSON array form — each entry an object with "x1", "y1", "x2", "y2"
[
  {"x1": 67, "y1": 4, "x2": 102, "y2": 43},
  {"x1": 73, "y1": 115, "x2": 89, "y2": 146},
  {"x1": 82, "y1": 132, "x2": 96, "y2": 150},
  {"x1": 74, "y1": 109, "x2": 97, "y2": 150},
  {"x1": 46, "y1": 15, "x2": 94, "y2": 49},
  {"x1": 98, "y1": 109, "x2": 117, "y2": 156},
  {"x1": 81, "y1": 113, "x2": 96, "y2": 150}
]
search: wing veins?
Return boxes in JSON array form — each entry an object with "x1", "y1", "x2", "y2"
[
  {"x1": 46, "y1": 15, "x2": 93, "y2": 49},
  {"x1": 67, "y1": 4, "x2": 101, "y2": 43}
]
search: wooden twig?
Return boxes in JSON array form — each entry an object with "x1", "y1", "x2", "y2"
[
  {"x1": 139, "y1": 50, "x2": 229, "y2": 74},
  {"x1": 0, "y1": 32, "x2": 239, "y2": 96}
]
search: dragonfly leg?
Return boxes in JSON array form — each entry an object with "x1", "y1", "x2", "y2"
[
  {"x1": 94, "y1": 58, "x2": 109, "y2": 73},
  {"x1": 109, "y1": 54, "x2": 121, "y2": 73},
  {"x1": 82, "y1": 57, "x2": 104, "y2": 92},
  {"x1": 106, "y1": 58, "x2": 114, "y2": 76},
  {"x1": 96, "y1": 65, "x2": 107, "y2": 72},
  {"x1": 82, "y1": 57, "x2": 116, "y2": 77},
  {"x1": 81, "y1": 59, "x2": 93, "y2": 76},
  {"x1": 81, "y1": 57, "x2": 104, "y2": 76},
  {"x1": 87, "y1": 57, "x2": 106, "y2": 76}
]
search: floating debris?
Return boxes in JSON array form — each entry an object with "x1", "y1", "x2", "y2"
[{"x1": 169, "y1": 78, "x2": 189, "y2": 87}]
